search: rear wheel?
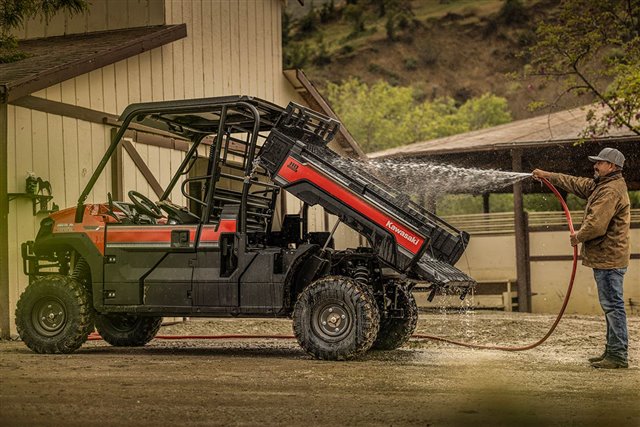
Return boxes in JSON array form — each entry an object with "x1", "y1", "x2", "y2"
[
  {"x1": 15, "y1": 275, "x2": 94, "y2": 354},
  {"x1": 293, "y1": 276, "x2": 379, "y2": 360},
  {"x1": 372, "y1": 285, "x2": 418, "y2": 350},
  {"x1": 95, "y1": 314, "x2": 162, "y2": 346}
]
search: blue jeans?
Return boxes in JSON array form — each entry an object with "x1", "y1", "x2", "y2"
[{"x1": 593, "y1": 268, "x2": 628, "y2": 362}]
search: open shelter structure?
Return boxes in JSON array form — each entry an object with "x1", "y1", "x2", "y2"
[{"x1": 371, "y1": 107, "x2": 640, "y2": 314}]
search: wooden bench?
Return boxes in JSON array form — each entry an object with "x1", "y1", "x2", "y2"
[{"x1": 414, "y1": 279, "x2": 518, "y2": 311}]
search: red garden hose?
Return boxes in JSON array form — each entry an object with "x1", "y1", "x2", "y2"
[
  {"x1": 413, "y1": 177, "x2": 578, "y2": 351},
  {"x1": 88, "y1": 178, "x2": 577, "y2": 352}
]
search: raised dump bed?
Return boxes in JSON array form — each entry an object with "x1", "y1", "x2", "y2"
[{"x1": 259, "y1": 102, "x2": 475, "y2": 289}]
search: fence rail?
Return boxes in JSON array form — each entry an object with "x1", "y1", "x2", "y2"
[{"x1": 442, "y1": 209, "x2": 640, "y2": 235}]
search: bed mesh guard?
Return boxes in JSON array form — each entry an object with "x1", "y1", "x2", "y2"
[{"x1": 258, "y1": 102, "x2": 475, "y2": 289}]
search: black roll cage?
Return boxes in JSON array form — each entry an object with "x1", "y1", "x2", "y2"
[{"x1": 74, "y1": 95, "x2": 285, "y2": 234}]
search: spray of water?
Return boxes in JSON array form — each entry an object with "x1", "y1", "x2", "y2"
[{"x1": 355, "y1": 158, "x2": 531, "y2": 199}]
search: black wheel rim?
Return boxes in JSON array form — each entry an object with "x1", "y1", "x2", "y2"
[
  {"x1": 105, "y1": 315, "x2": 139, "y2": 332},
  {"x1": 311, "y1": 300, "x2": 353, "y2": 342},
  {"x1": 32, "y1": 297, "x2": 66, "y2": 337}
]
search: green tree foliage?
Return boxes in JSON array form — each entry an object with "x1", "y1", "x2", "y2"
[
  {"x1": 326, "y1": 78, "x2": 512, "y2": 153},
  {"x1": 0, "y1": 0, "x2": 88, "y2": 63},
  {"x1": 343, "y1": 3, "x2": 366, "y2": 35},
  {"x1": 527, "y1": 0, "x2": 640, "y2": 136}
]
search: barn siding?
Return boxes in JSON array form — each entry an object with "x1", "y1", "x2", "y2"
[{"x1": 5, "y1": 0, "x2": 361, "y2": 335}]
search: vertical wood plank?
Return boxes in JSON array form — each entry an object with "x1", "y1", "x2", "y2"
[
  {"x1": 44, "y1": 84, "x2": 67, "y2": 212},
  {"x1": 13, "y1": 107, "x2": 37, "y2": 293},
  {"x1": 6, "y1": 106, "x2": 22, "y2": 337},
  {"x1": 107, "y1": 0, "x2": 128, "y2": 30},
  {"x1": 150, "y1": 47, "x2": 164, "y2": 101},
  {"x1": 114, "y1": 60, "x2": 130, "y2": 114},
  {"x1": 0, "y1": 103, "x2": 9, "y2": 338},
  {"x1": 66, "y1": 8, "x2": 88, "y2": 34},
  {"x1": 264, "y1": 0, "x2": 275, "y2": 102},
  {"x1": 172, "y1": 1, "x2": 185, "y2": 100},
  {"x1": 127, "y1": 56, "x2": 141, "y2": 104},
  {"x1": 31, "y1": 110, "x2": 50, "y2": 193},
  {"x1": 229, "y1": 2, "x2": 240, "y2": 93},
  {"x1": 73, "y1": 75, "x2": 93, "y2": 201},
  {"x1": 89, "y1": 69, "x2": 107, "y2": 199},
  {"x1": 219, "y1": 1, "x2": 232, "y2": 94},
  {"x1": 165, "y1": 0, "x2": 174, "y2": 24},
  {"x1": 273, "y1": 2, "x2": 284, "y2": 105},
  {"x1": 87, "y1": 0, "x2": 108, "y2": 32},
  {"x1": 202, "y1": 0, "x2": 214, "y2": 97},
  {"x1": 255, "y1": 0, "x2": 266, "y2": 99},
  {"x1": 74, "y1": 74, "x2": 91, "y2": 109},
  {"x1": 238, "y1": 1, "x2": 249, "y2": 94},
  {"x1": 246, "y1": 2, "x2": 257, "y2": 96},
  {"x1": 139, "y1": 51, "x2": 153, "y2": 102},
  {"x1": 211, "y1": 1, "x2": 224, "y2": 95},
  {"x1": 191, "y1": 0, "x2": 204, "y2": 98},
  {"x1": 149, "y1": 0, "x2": 165, "y2": 25},
  {"x1": 127, "y1": 0, "x2": 149, "y2": 27},
  {"x1": 45, "y1": 11, "x2": 67, "y2": 37},
  {"x1": 101, "y1": 65, "x2": 117, "y2": 115},
  {"x1": 60, "y1": 79, "x2": 80, "y2": 206},
  {"x1": 161, "y1": 44, "x2": 175, "y2": 100},
  {"x1": 182, "y1": 0, "x2": 195, "y2": 99}
]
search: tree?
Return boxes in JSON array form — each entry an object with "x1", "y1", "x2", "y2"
[
  {"x1": 527, "y1": 0, "x2": 640, "y2": 137},
  {"x1": 326, "y1": 78, "x2": 511, "y2": 153},
  {"x1": 0, "y1": 0, "x2": 88, "y2": 63}
]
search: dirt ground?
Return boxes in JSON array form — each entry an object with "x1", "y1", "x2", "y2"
[{"x1": 1, "y1": 311, "x2": 638, "y2": 426}]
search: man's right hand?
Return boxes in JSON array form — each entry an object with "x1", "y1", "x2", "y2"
[{"x1": 532, "y1": 169, "x2": 551, "y2": 181}]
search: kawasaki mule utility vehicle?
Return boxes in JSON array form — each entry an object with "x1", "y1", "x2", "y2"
[{"x1": 16, "y1": 96, "x2": 475, "y2": 360}]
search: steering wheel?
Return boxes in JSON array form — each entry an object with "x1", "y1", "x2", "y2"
[{"x1": 128, "y1": 190, "x2": 163, "y2": 219}]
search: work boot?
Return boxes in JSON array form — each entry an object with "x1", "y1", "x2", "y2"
[
  {"x1": 588, "y1": 352, "x2": 607, "y2": 363},
  {"x1": 591, "y1": 357, "x2": 628, "y2": 369}
]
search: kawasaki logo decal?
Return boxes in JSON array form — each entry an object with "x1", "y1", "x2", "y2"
[{"x1": 385, "y1": 220, "x2": 420, "y2": 245}]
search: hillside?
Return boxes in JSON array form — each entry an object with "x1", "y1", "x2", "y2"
[{"x1": 285, "y1": 0, "x2": 598, "y2": 121}]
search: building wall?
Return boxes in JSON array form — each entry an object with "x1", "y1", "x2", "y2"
[
  {"x1": 438, "y1": 229, "x2": 640, "y2": 315},
  {"x1": 12, "y1": 0, "x2": 166, "y2": 39},
  {"x1": 5, "y1": 0, "x2": 362, "y2": 336}
]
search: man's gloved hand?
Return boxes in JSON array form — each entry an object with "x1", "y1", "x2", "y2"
[{"x1": 570, "y1": 233, "x2": 579, "y2": 247}]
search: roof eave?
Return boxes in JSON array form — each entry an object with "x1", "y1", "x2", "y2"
[{"x1": 4, "y1": 24, "x2": 187, "y2": 104}]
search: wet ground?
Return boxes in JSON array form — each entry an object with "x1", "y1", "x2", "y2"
[{"x1": 1, "y1": 312, "x2": 638, "y2": 426}]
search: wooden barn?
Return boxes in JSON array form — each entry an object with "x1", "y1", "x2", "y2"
[{"x1": 0, "y1": 0, "x2": 364, "y2": 338}]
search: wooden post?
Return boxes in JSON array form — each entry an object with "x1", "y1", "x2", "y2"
[
  {"x1": 482, "y1": 193, "x2": 490, "y2": 214},
  {"x1": 110, "y1": 128, "x2": 124, "y2": 201},
  {"x1": 424, "y1": 194, "x2": 437, "y2": 213},
  {"x1": 512, "y1": 149, "x2": 531, "y2": 312},
  {"x1": 0, "y1": 103, "x2": 9, "y2": 339}
]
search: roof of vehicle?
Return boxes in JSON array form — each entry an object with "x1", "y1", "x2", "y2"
[{"x1": 118, "y1": 95, "x2": 286, "y2": 140}]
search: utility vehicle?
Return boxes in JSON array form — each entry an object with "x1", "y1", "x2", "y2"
[{"x1": 16, "y1": 96, "x2": 474, "y2": 360}]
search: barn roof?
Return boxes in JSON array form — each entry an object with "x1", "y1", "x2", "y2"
[{"x1": 0, "y1": 25, "x2": 186, "y2": 103}]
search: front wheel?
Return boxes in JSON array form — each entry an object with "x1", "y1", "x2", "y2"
[
  {"x1": 372, "y1": 285, "x2": 418, "y2": 350},
  {"x1": 293, "y1": 276, "x2": 379, "y2": 360},
  {"x1": 94, "y1": 314, "x2": 162, "y2": 346},
  {"x1": 15, "y1": 275, "x2": 94, "y2": 354}
]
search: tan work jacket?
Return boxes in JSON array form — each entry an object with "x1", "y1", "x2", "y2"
[{"x1": 547, "y1": 171, "x2": 630, "y2": 269}]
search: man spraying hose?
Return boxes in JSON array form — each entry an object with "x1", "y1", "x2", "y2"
[{"x1": 533, "y1": 148, "x2": 631, "y2": 369}]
